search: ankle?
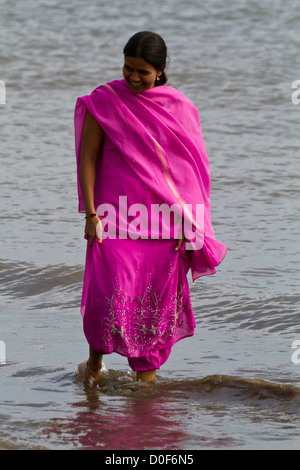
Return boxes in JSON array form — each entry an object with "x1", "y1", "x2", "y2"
[
  {"x1": 88, "y1": 347, "x2": 103, "y2": 371},
  {"x1": 87, "y1": 359, "x2": 102, "y2": 372},
  {"x1": 136, "y1": 370, "x2": 156, "y2": 383}
]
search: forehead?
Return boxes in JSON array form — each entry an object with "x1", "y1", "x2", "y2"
[{"x1": 123, "y1": 56, "x2": 156, "y2": 71}]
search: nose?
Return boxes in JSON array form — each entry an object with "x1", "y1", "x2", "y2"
[{"x1": 130, "y1": 69, "x2": 140, "y2": 82}]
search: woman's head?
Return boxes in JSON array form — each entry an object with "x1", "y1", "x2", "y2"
[{"x1": 123, "y1": 31, "x2": 168, "y2": 93}]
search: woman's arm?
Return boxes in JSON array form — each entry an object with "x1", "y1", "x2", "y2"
[{"x1": 79, "y1": 110, "x2": 104, "y2": 246}]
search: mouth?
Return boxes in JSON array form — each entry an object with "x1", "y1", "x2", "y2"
[{"x1": 129, "y1": 81, "x2": 143, "y2": 89}]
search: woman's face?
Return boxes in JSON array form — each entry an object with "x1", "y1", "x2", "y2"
[{"x1": 123, "y1": 56, "x2": 162, "y2": 93}]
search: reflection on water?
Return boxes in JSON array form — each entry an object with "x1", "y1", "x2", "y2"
[
  {"x1": 40, "y1": 369, "x2": 300, "y2": 450},
  {"x1": 3, "y1": 362, "x2": 300, "y2": 450}
]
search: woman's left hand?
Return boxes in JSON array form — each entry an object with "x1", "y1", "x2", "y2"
[{"x1": 175, "y1": 234, "x2": 186, "y2": 251}]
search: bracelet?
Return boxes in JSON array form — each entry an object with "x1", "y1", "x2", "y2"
[{"x1": 85, "y1": 213, "x2": 97, "y2": 219}]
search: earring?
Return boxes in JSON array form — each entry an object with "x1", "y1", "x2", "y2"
[{"x1": 156, "y1": 76, "x2": 160, "y2": 81}]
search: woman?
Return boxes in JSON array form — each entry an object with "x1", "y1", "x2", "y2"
[{"x1": 75, "y1": 31, "x2": 227, "y2": 385}]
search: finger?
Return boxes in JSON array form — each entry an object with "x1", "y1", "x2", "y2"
[
  {"x1": 175, "y1": 234, "x2": 186, "y2": 251},
  {"x1": 96, "y1": 221, "x2": 103, "y2": 243},
  {"x1": 175, "y1": 239, "x2": 181, "y2": 251}
]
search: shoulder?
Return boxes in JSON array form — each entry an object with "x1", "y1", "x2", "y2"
[
  {"x1": 155, "y1": 84, "x2": 197, "y2": 110},
  {"x1": 91, "y1": 79, "x2": 127, "y2": 96},
  {"x1": 76, "y1": 80, "x2": 126, "y2": 111},
  {"x1": 167, "y1": 85, "x2": 197, "y2": 109},
  {"x1": 155, "y1": 85, "x2": 199, "y2": 122}
]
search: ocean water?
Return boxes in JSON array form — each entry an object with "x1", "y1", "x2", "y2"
[{"x1": 0, "y1": 0, "x2": 299, "y2": 451}]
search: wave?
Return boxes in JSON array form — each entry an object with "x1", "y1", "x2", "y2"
[
  {"x1": 75, "y1": 363, "x2": 300, "y2": 406},
  {"x1": 0, "y1": 259, "x2": 83, "y2": 309},
  {"x1": 1, "y1": 362, "x2": 300, "y2": 451}
]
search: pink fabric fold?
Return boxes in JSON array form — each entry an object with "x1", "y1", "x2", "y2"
[{"x1": 75, "y1": 79, "x2": 227, "y2": 282}]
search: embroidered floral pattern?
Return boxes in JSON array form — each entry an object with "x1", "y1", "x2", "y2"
[{"x1": 96, "y1": 276, "x2": 194, "y2": 357}]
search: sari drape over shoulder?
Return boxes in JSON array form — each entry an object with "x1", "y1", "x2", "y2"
[{"x1": 74, "y1": 79, "x2": 227, "y2": 358}]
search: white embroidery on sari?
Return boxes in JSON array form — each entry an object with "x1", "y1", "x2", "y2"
[{"x1": 101, "y1": 275, "x2": 193, "y2": 356}]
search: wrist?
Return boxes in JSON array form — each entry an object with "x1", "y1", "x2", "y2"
[
  {"x1": 85, "y1": 212, "x2": 97, "y2": 219},
  {"x1": 84, "y1": 204, "x2": 96, "y2": 215}
]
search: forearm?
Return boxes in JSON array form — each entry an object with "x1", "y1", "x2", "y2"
[
  {"x1": 79, "y1": 110, "x2": 104, "y2": 216},
  {"x1": 79, "y1": 157, "x2": 97, "y2": 214}
]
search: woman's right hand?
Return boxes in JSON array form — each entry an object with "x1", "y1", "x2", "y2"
[{"x1": 85, "y1": 216, "x2": 102, "y2": 247}]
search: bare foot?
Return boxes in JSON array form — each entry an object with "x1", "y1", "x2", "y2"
[
  {"x1": 84, "y1": 360, "x2": 102, "y2": 387},
  {"x1": 82, "y1": 347, "x2": 103, "y2": 386},
  {"x1": 136, "y1": 369, "x2": 156, "y2": 383},
  {"x1": 84, "y1": 359, "x2": 102, "y2": 386},
  {"x1": 76, "y1": 356, "x2": 105, "y2": 387}
]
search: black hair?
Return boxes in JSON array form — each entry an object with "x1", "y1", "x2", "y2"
[{"x1": 123, "y1": 31, "x2": 168, "y2": 86}]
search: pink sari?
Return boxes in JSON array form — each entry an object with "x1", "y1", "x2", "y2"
[{"x1": 74, "y1": 79, "x2": 227, "y2": 359}]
